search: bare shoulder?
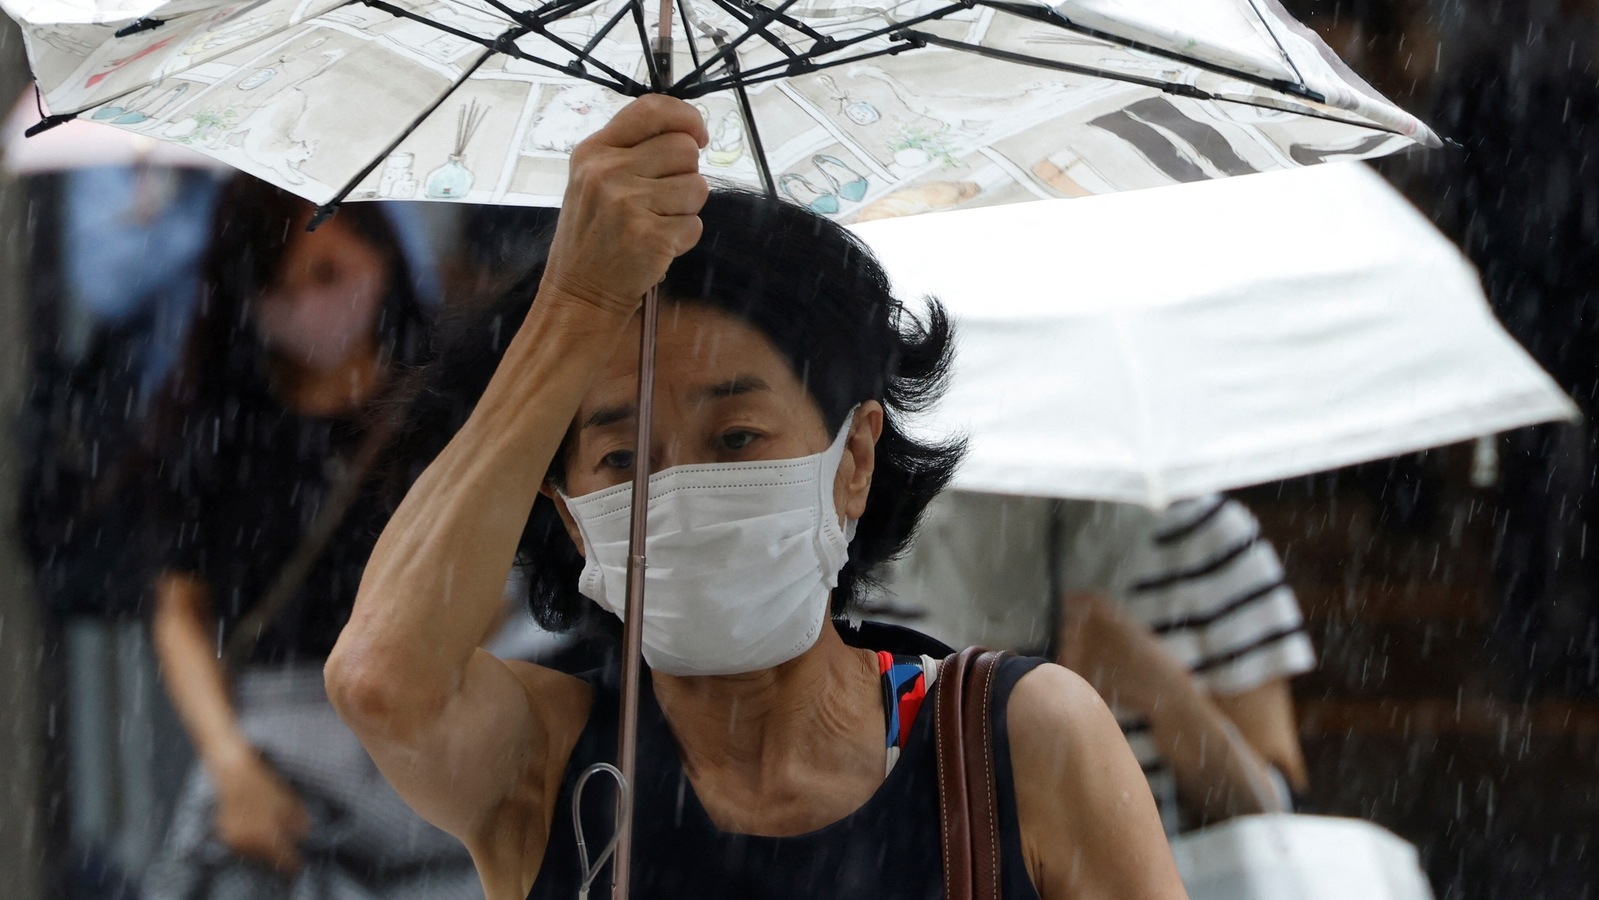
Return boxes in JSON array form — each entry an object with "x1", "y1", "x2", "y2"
[
  {"x1": 470, "y1": 660, "x2": 595, "y2": 899},
  {"x1": 1006, "y1": 663, "x2": 1112, "y2": 749},
  {"x1": 1007, "y1": 663, "x2": 1187, "y2": 900}
]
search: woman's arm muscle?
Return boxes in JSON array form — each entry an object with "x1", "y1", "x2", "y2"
[
  {"x1": 325, "y1": 95, "x2": 710, "y2": 876},
  {"x1": 1009, "y1": 664, "x2": 1188, "y2": 900},
  {"x1": 323, "y1": 300, "x2": 623, "y2": 847}
]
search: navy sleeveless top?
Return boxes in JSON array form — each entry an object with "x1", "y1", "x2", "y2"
[{"x1": 527, "y1": 623, "x2": 1046, "y2": 900}]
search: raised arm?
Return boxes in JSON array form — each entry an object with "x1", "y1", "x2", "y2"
[{"x1": 323, "y1": 95, "x2": 709, "y2": 888}]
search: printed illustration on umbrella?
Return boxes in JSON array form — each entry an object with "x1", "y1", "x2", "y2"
[{"x1": 8, "y1": 0, "x2": 1437, "y2": 215}]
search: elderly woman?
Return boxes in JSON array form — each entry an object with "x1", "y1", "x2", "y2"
[{"x1": 326, "y1": 96, "x2": 1185, "y2": 899}]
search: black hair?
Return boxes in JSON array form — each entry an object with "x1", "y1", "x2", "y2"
[
  {"x1": 389, "y1": 189, "x2": 965, "y2": 633},
  {"x1": 152, "y1": 176, "x2": 427, "y2": 423},
  {"x1": 144, "y1": 176, "x2": 430, "y2": 516}
]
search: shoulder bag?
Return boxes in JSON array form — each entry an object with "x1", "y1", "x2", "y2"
[{"x1": 936, "y1": 646, "x2": 1016, "y2": 900}]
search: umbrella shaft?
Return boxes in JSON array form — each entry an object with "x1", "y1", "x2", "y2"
[
  {"x1": 651, "y1": 0, "x2": 673, "y2": 89},
  {"x1": 612, "y1": 283, "x2": 660, "y2": 900}
]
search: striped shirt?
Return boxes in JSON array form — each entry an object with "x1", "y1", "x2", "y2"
[{"x1": 865, "y1": 490, "x2": 1315, "y2": 833}]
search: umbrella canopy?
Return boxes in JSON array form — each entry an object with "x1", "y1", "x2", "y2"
[
  {"x1": 7, "y1": 0, "x2": 1435, "y2": 214},
  {"x1": 851, "y1": 162, "x2": 1578, "y2": 508},
  {"x1": 1, "y1": 89, "x2": 221, "y2": 172}
]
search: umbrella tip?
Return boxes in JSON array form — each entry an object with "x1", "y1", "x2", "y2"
[
  {"x1": 23, "y1": 113, "x2": 76, "y2": 138},
  {"x1": 113, "y1": 17, "x2": 166, "y2": 38},
  {"x1": 307, "y1": 204, "x2": 339, "y2": 232}
]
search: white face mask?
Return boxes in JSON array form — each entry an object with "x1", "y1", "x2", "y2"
[{"x1": 560, "y1": 412, "x2": 858, "y2": 677}]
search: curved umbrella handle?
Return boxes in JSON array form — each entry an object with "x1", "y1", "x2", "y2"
[{"x1": 573, "y1": 762, "x2": 630, "y2": 900}]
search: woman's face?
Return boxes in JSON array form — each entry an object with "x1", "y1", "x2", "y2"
[
  {"x1": 253, "y1": 214, "x2": 390, "y2": 374},
  {"x1": 555, "y1": 302, "x2": 882, "y2": 526}
]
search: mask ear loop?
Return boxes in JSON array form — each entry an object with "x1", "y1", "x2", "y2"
[{"x1": 572, "y1": 762, "x2": 629, "y2": 900}]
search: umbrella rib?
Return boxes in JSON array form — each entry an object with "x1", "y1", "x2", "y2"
[
  {"x1": 675, "y1": 0, "x2": 803, "y2": 89},
  {"x1": 972, "y1": 1, "x2": 1326, "y2": 103},
  {"x1": 364, "y1": 0, "x2": 641, "y2": 93},
  {"x1": 473, "y1": 0, "x2": 653, "y2": 88},
  {"x1": 520, "y1": 0, "x2": 606, "y2": 24},
  {"x1": 690, "y1": 1, "x2": 966, "y2": 86},
  {"x1": 627, "y1": 0, "x2": 666, "y2": 91},
  {"x1": 716, "y1": 0, "x2": 832, "y2": 48},
  {"x1": 683, "y1": 39, "x2": 916, "y2": 96},
  {"x1": 700, "y1": 0, "x2": 804, "y2": 62},
  {"x1": 705, "y1": 31, "x2": 777, "y2": 197},
  {"x1": 674, "y1": 0, "x2": 711, "y2": 73},
  {"x1": 40, "y1": 0, "x2": 372, "y2": 123},
  {"x1": 899, "y1": 30, "x2": 1224, "y2": 101},
  {"x1": 1240, "y1": 0, "x2": 1309, "y2": 89},
  {"x1": 580, "y1": 1, "x2": 637, "y2": 60},
  {"x1": 310, "y1": 39, "x2": 502, "y2": 221},
  {"x1": 746, "y1": 7, "x2": 831, "y2": 47}
]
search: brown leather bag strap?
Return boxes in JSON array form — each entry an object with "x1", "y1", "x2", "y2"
[{"x1": 936, "y1": 647, "x2": 1015, "y2": 900}]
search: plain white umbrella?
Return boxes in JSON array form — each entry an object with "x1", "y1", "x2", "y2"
[{"x1": 852, "y1": 162, "x2": 1578, "y2": 508}]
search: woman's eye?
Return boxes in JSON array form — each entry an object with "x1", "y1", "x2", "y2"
[
  {"x1": 720, "y1": 430, "x2": 758, "y2": 451},
  {"x1": 601, "y1": 449, "x2": 635, "y2": 470}
]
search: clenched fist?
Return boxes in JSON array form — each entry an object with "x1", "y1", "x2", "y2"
[{"x1": 541, "y1": 94, "x2": 711, "y2": 319}]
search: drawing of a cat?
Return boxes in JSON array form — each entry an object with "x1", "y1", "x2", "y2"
[{"x1": 523, "y1": 85, "x2": 622, "y2": 154}]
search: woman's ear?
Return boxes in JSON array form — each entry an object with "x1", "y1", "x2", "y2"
[
  {"x1": 837, "y1": 400, "x2": 885, "y2": 521},
  {"x1": 539, "y1": 483, "x2": 586, "y2": 557}
]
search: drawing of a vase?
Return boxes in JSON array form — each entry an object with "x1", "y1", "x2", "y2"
[
  {"x1": 818, "y1": 74, "x2": 881, "y2": 126},
  {"x1": 425, "y1": 100, "x2": 489, "y2": 201},
  {"x1": 425, "y1": 155, "x2": 472, "y2": 199},
  {"x1": 844, "y1": 100, "x2": 880, "y2": 126}
]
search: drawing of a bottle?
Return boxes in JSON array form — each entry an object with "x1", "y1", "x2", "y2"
[
  {"x1": 706, "y1": 111, "x2": 745, "y2": 167},
  {"x1": 818, "y1": 75, "x2": 879, "y2": 126},
  {"x1": 426, "y1": 100, "x2": 488, "y2": 200}
]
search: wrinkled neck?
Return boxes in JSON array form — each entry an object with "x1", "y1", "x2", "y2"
[{"x1": 652, "y1": 623, "x2": 881, "y2": 787}]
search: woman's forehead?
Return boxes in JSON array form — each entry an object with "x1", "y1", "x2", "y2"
[{"x1": 581, "y1": 304, "x2": 816, "y2": 418}]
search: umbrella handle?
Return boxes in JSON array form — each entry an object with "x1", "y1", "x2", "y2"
[
  {"x1": 610, "y1": 282, "x2": 661, "y2": 899},
  {"x1": 572, "y1": 762, "x2": 630, "y2": 900}
]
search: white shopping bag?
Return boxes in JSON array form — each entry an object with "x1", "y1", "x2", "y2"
[{"x1": 1171, "y1": 814, "x2": 1435, "y2": 900}]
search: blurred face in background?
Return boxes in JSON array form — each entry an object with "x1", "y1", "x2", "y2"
[{"x1": 253, "y1": 213, "x2": 390, "y2": 375}]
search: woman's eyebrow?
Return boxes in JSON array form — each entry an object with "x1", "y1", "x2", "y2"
[
  {"x1": 581, "y1": 376, "x2": 770, "y2": 431},
  {"x1": 582, "y1": 403, "x2": 634, "y2": 430},
  {"x1": 697, "y1": 374, "x2": 770, "y2": 402}
]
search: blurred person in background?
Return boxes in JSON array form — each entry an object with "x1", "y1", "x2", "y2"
[
  {"x1": 14, "y1": 162, "x2": 223, "y2": 899},
  {"x1": 137, "y1": 175, "x2": 480, "y2": 898},
  {"x1": 870, "y1": 491, "x2": 1314, "y2": 835}
]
